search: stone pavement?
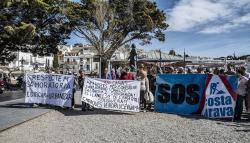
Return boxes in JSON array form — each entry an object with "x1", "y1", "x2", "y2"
[
  {"x1": 0, "y1": 98, "x2": 50, "y2": 131},
  {"x1": 0, "y1": 90, "x2": 25, "y2": 102},
  {"x1": 0, "y1": 90, "x2": 82, "y2": 131}
]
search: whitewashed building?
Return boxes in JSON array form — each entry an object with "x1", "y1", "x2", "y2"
[
  {"x1": 59, "y1": 44, "x2": 100, "y2": 73},
  {"x1": 8, "y1": 51, "x2": 53, "y2": 71}
]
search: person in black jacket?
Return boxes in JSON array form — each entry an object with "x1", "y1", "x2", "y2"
[{"x1": 78, "y1": 70, "x2": 93, "y2": 111}]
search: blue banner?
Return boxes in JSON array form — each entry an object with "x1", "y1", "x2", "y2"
[{"x1": 155, "y1": 74, "x2": 237, "y2": 115}]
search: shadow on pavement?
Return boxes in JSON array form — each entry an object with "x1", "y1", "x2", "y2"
[
  {"x1": 56, "y1": 108, "x2": 135, "y2": 116},
  {"x1": 173, "y1": 112, "x2": 250, "y2": 132},
  {"x1": 0, "y1": 103, "x2": 51, "y2": 109}
]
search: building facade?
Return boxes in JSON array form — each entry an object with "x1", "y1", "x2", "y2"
[
  {"x1": 59, "y1": 44, "x2": 100, "y2": 74},
  {"x1": 8, "y1": 51, "x2": 53, "y2": 71}
]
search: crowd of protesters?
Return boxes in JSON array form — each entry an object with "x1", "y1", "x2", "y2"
[
  {"x1": 18, "y1": 63, "x2": 250, "y2": 120},
  {"x1": 96, "y1": 64, "x2": 250, "y2": 119}
]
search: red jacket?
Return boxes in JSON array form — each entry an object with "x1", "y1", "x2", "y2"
[{"x1": 120, "y1": 72, "x2": 134, "y2": 80}]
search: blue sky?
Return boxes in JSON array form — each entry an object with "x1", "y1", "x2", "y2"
[{"x1": 67, "y1": 0, "x2": 250, "y2": 57}]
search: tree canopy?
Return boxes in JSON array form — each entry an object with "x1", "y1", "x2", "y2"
[
  {"x1": 68, "y1": 0, "x2": 168, "y2": 62},
  {"x1": 0, "y1": 0, "x2": 73, "y2": 63}
]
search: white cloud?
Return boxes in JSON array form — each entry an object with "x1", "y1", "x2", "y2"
[
  {"x1": 200, "y1": 13, "x2": 250, "y2": 34},
  {"x1": 167, "y1": 0, "x2": 250, "y2": 34}
]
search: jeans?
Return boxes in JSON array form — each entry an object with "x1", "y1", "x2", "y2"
[
  {"x1": 234, "y1": 95, "x2": 244, "y2": 120},
  {"x1": 140, "y1": 90, "x2": 147, "y2": 109}
]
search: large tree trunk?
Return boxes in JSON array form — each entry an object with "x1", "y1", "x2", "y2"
[{"x1": 100, "y1": 58, "x2": 108, "y2": 77}]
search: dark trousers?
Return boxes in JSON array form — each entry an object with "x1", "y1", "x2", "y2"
[
  {"x1": 82, "y1": 102, "x2": 90, "y2": 110},
  {"x1": 140, "y1": 90, "x2": 147, "y2": 109},
  {"x1": 234, "y1": 95, "x2": 244, "y2": 120},
  {"x1": 71, "y1": 90, "x2": 75, "y2": 107},
  {"x1": 244, "y1": 96, "x2": 248, "y2": 111},
  {"x1": 81, "y1": 88, "x2": 90, "y2": 111}
]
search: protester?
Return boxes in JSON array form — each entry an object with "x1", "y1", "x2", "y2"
[
  {"x1": 225, "y1": 65, "x2": 236, "y2": 75},
  {"x1": 246, "y1": 79, "x2": 250, "y2": 113},
  {"x1": 120, "y1": 67, "x2": 135, "y2": 80},
  {"x1": 148, "y1": 68, "x2": 156, "y2": 96},
  {"x1": 177, "y1": 67, "x2": 184, "y2": 74},
  {"x1": 234, "y1": 69, "x2": 248, "y2": 120},
  {"x1": 111, "y1": 68, "x2": 116, "y2": 80},
  {"x1": 71, "y1": 72, "x2": 78, "y2": 109},
  {"x1": 219, "y1": 69, "x2": 225, "y2": 75},
  {"x1": 101, "y1": 68, "x2": 112, "y2": 79},
  {"x1": 186, "y1": 67, "x2": 192, "y2": 74},
  {"x1": 213, "y1": 68, "x2": 219, "y2": 75},
  {"x1": 204, "y1": 68, "x2": 211, "y2": 74},
  {"x1": 78, "y1": 70, "x2": 92, "y2": 111},
  {"x1": 165, "y1": 66, "x2": 174, "y2": 74},
  {"x1": 137, "y1": 64, "x2": 150, "y2": 111},
  {"x1": 156, "y1": 66, "x2": 162, "y2": 74},
  {"x1": 196, "y1": 67, "x2": 204, "y2": 74},
  {"x1": 240, "y1": 67, "x2": 250, "y2": 78}
]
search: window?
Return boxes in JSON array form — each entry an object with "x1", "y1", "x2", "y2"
[
  {"x1": 86, "y1": 65, "x2": 90, "y2": 71},
  {"x1": 67, "y1": 58, "x2": 69, "y2": 62},
  {"x1": 73, "y1": 59, "x2": 76, "y2": 62},
  {"x1": 95, "y1": 63, "x2": 98, "y2": 70},
  {"x1": 87, "y1": 58, "x2": 90, "y2": 62}
]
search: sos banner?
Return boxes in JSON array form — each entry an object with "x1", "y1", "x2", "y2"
[
  {"x1": 201, "y1": 75, "x2": 237, "y2": 118},
  {"x1": 155, "y1": 74, "x2": 207, "y2": 115},
  {"x1": 155, "y1": 74, "x2": 237, "y2": 116}
]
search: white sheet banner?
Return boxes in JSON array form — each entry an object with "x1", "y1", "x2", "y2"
[
  {"x1": 25, "y1": 73, "x2": 74, "y2": 107},
  {"x1": 81, "y1": 78, "x2": 140, "y2": 112}
]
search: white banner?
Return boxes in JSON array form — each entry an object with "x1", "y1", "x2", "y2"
[
  {"x1": 202, "y1": 75, "x2": 237, "y2": 118},
  {"x1": 25, "y1": 73, "x2": 74, "y2": 107},
  {"x1": 81, "y1": 78, "x2": 140, "y2": 112}
]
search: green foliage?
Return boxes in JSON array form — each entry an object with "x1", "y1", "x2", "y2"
[
  {"x1": 0, "y1": 0, "x2": 73, "y2": 63},
  {"x1": 68, "y1": 0, "x2": 168, "y2": 74},
  {"x1": 68, "y1": 0, "x2": 168, "y2": 60}
]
